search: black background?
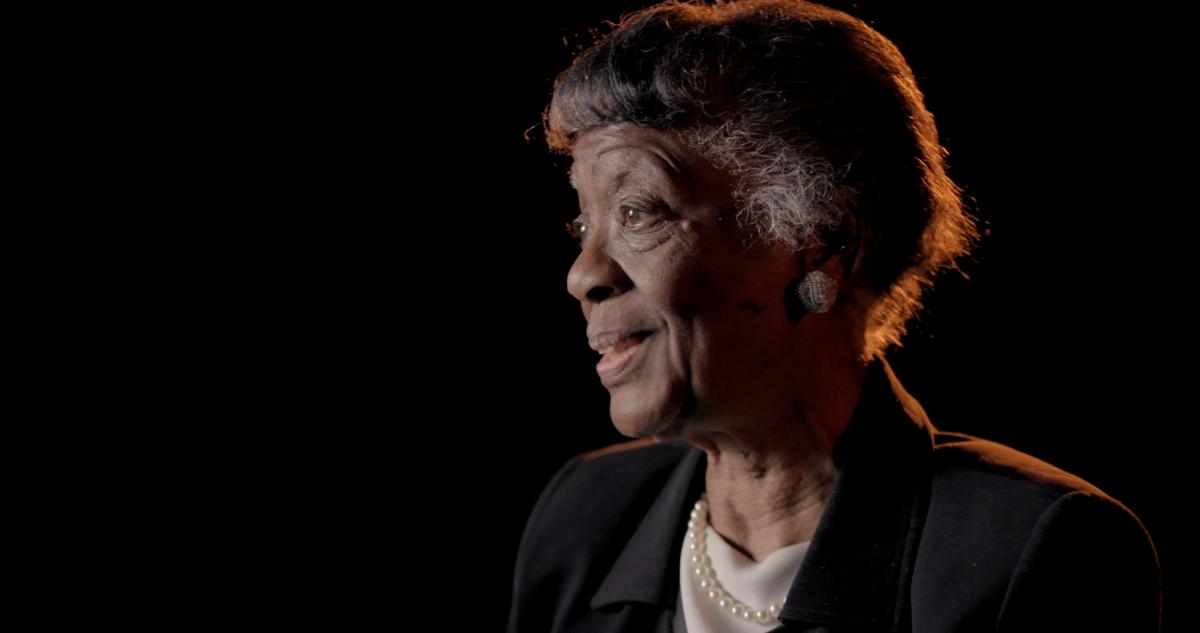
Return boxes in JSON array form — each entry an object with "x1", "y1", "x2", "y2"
[{"x1": 174, "y1": 1, "x2": 1192, "y2": 629}]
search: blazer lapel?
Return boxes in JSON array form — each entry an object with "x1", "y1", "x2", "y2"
[{"x1": 775, "y1": 357, "x2": 937, "y2": 632}]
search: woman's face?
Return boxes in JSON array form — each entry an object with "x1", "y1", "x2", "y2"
[{"x1": 567, "y1": 123, "x2": 808, "y2": 439}]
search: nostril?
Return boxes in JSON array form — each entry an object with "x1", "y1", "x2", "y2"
[{"x1": 587, "y1": 287, "x2": 615, "y2": 302}]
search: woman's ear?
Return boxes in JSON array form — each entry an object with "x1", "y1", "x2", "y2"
[
  {"x1": 808, "y1": 214, "x2": 862, "y2": 286},
  {"x1": 786, "y1": 215, "x2": 865, "y2": 323},
  {"x1": 833, "y1": 214, "x2": 864, "y2": 292}
]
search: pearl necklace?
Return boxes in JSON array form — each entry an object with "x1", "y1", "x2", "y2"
[{"x1": 686, "y1": 492, "x2": 786, "y2": 625}]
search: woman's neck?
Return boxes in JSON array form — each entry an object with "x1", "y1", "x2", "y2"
[
  {"x1": 685, "y1": 359, "x2": 866, "y2": 562},
  {"x1": 703, "y1": 442, "x2": 839, "y2": 562}
]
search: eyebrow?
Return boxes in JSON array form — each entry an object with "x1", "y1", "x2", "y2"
[
  {"x1": 570, "y1": 139, "x2": 689, "y2": 188},
  {"x1": 569, "y1": 157, "x2": 679, "y2": 196},
  {"x1": 611, "y1": 170, "x2": 632, "y2": 194},
  {"x1": 568, "y1": 169, "x2": 634, "y2": 199}
]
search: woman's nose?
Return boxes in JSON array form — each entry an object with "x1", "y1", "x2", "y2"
[{"x1": 566, "y1": 240, "x2": 631, "y2": 304}]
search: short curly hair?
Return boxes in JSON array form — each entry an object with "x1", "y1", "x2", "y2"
[{"x1": 544, "y1": 0, "x2": 982, "y2": 362}]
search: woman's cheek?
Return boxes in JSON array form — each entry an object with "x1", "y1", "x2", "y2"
[{"x1": 624, "y1": 227, "x2": 673, "y2": 253}]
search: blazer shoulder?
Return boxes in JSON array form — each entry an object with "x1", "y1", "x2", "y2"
[
  {"x1": 994, "y1": 488, "x2": 1163, "y2": 631},
  {"x1": 517, "y1": 438, "x2": 697, "y2": 549},
  {"x1": 929, "y1": 430, "x2": 1155, "y2": 555},
  {"x1": 575, "y1": 437, "x2": 696, "y2": 467},
  {"x1": 920, "y1": 429, "x2": 1128, "y2": 580},
  {"x1": 925, "y1": 429, "x2": 1149, "y2": 553},
  {"x1": 931, "y1": 430, "x2": 1107, "y2": 500},
  {"x1": 912, "y1": 431, "x2": 1160, "y2": 631},
  {"x1": 560, "y1": 438, "x2": 698, "y2": 507}
]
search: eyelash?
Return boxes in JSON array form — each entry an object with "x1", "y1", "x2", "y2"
[{"x1": 564, "y1": 204, "x2": 662, "y2": 247}]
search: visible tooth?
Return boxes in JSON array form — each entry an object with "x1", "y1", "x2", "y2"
[{"x1": 600, "y1": 346, "x2": 614, "y2": 355}]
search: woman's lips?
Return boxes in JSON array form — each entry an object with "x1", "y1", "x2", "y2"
[{"x1": 596, "y1": 331, "x2": 654, "y2": 385}]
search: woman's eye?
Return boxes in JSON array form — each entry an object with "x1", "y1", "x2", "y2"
[
  {"x1": 564, "y1": 217, "x2": 589, "y2": 246},
  {"x1": 621, "y1": 205, "x2": 660, "y2": 230}
]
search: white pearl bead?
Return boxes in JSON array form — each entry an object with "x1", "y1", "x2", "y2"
[
  {"x1": 755, "y1": 610, "x2": 771, "y2": 624},
  {"x1": 699, "y1": 578, "x2": 712, "y2": 590},
  {"x1": 768, "y1": 603, "x2": 781, "y2": 616},
  {"x1": 707, "y1": 588, "x2": 723, "y2": 602},
  {"x1": 717, "y1": 598, "x2": 731, "y2": 610}
]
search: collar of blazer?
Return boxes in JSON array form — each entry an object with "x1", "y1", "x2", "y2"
[{"x1": 589, "y1": 355, "x2": 939, "y2": 633}]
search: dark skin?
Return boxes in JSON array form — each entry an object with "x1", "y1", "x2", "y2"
[{"x1": 566, "y1": 122, "x2": 869, "y2": 562}]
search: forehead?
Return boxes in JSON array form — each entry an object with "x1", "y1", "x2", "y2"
[{"x1": 567, "y1": 124, "x2": 694, "y2": 190}]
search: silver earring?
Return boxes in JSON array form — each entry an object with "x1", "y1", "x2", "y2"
[{"x1": 796, "y1": 270, "x2": 838, "y2": 314}]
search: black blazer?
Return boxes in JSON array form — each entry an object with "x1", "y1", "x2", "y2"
[{"x1": 507, "y1": 357, "x2": 1163, "y2": 632}]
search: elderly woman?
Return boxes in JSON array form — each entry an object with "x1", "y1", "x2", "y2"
[{"x1": 507, "y1": 1, "x2": 1162, "y2": 632}]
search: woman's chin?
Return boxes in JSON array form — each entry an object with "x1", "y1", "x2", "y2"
[{"x1": 608, "y1": 390, "x2": 685, "y2": 439}]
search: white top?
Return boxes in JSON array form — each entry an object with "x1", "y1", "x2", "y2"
[{"x1": 673, "y1": 524, "x2": 811, "y2": 633}]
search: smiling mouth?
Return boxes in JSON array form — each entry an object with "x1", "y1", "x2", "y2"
[
  {"x1": 597, "y1": 330, "x2": 654, "y2": 355},
  {"x1": 596, "y1": 331, "x2": 655, "y2": 383}
]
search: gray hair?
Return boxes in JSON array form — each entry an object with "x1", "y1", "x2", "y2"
[{"x1": 544, "y1": 0, "x2": 982, "y2": 362}]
